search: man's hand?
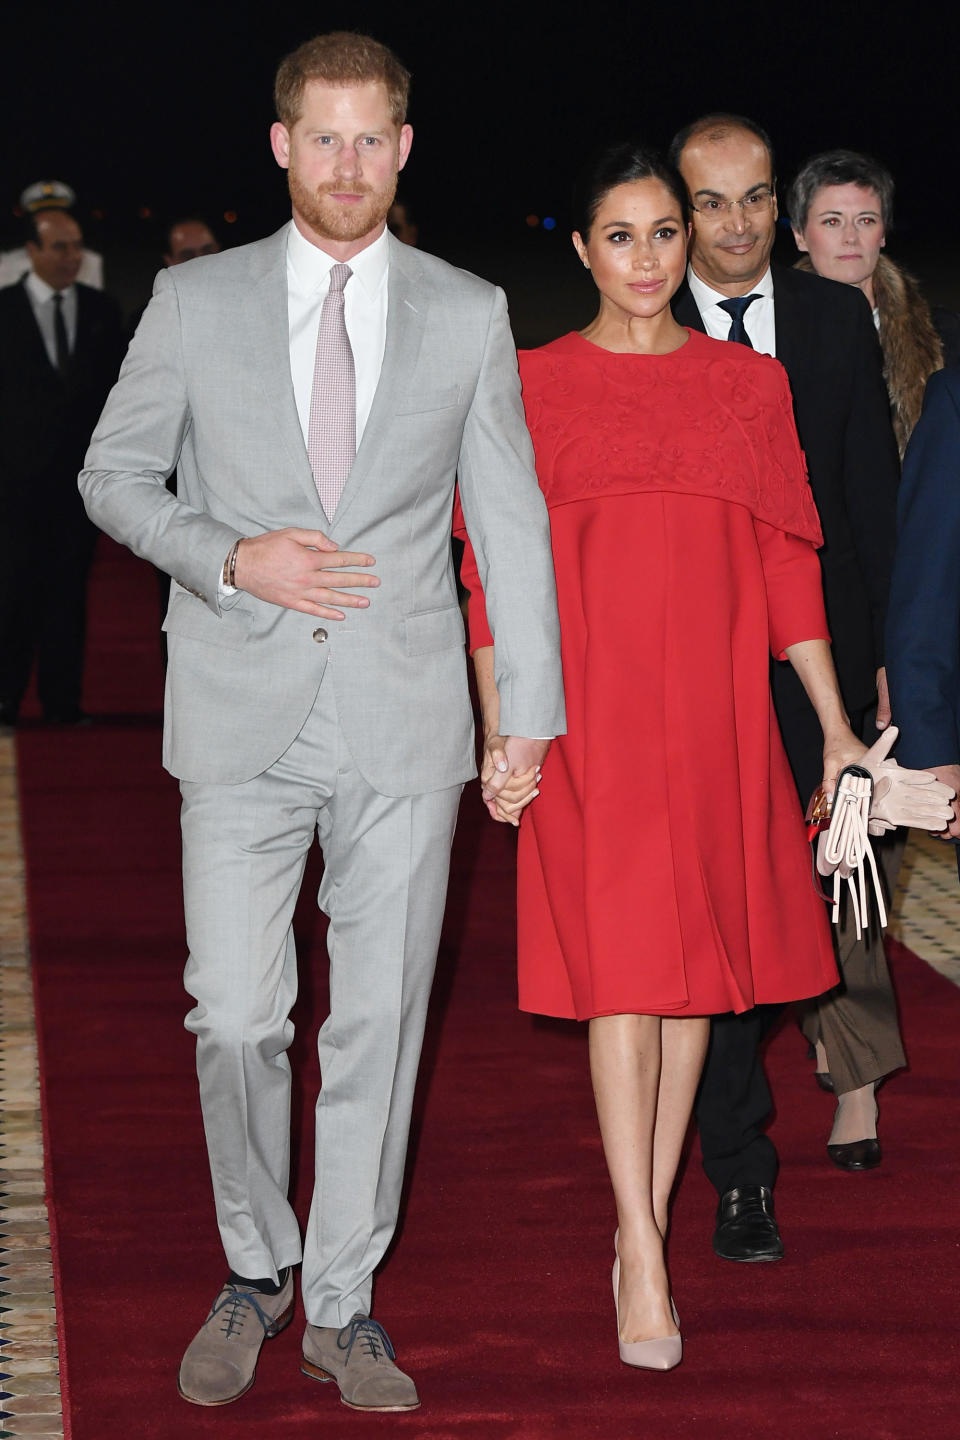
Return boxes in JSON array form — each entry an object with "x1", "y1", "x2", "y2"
[
  {"x1": 875, "y1": 667, "x2": 891, "y2": 729},
  {"x1": 928, "y1": 763, "x2": 960, "y2": 840},
  {"x1": 232, "y1": 528, "x2": 379, "y2": 618},
  {"x1": 480, "y1": 735, "x2": 550, "y2": 826}
]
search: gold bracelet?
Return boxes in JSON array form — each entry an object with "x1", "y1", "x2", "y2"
[{"x1": 223, "y1": 540, "x2": 241, "y2": 589}]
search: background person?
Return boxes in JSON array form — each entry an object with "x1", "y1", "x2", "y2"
[
  {"x1": 669, "y1": 113, "x2": 901, "y2": 1250},
  {"x1": 387, "y1": 197, "x2": 418, "y2": 246},
  {"x1": 789, "y1": 148, "x2": 960, "y2": 456},
  {"x1": 456, "y1": 142, "x2": 864, "y2": 1371},
  {"x1": 886, "y1": 367, "x2": 960, "y2": 864},
  {"x1": 164, "y1": 216, "x2": 221, "y2": 267},
  {"x1": 0, "y1": 208, "x2": 123, "y2": 727},
  {"x1": 0, "y1": 180, "x2": 104, "y2": 289},
  {"x1": 786, "y1": 148, "x2": 957, "y2": 1147}
]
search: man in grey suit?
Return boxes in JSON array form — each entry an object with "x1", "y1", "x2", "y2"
[{"x1": 79, "y1": 32, "x2": 563, "y2": 1414}]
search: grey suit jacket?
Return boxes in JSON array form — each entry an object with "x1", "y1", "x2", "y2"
[{"x1": 80, "y1": 227, "x2": 564, "y2": 791}]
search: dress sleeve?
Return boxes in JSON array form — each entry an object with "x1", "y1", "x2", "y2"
[
  {"x1": 452, "y1": 487, "x2": 494, "y2": 652},
  {"x1": 756, "y1": 519, "x2": 830, "y2": 659}
]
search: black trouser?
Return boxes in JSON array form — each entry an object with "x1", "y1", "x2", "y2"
[
  {"x1": 695, "y1": 1004, "x2": 783, "y2": 1194},
  {"x1": 0, "y1": 498, "x2": 98, "y2": 717},
  {"x1": 694, "y1": 657, "x2": 869, "y2": 1198}
]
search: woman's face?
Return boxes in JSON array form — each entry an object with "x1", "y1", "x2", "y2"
[
  {"x1": 573, "y1": 178, "x2": 689, "y2": 321},
  {"x1": 792, "y1": 183, "x2": 885, "y2": 291}
]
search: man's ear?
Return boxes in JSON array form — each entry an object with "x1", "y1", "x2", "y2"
[
  {"x1": 398, "y1": 124, "x2": 413, "y2": 171},
  {"x1": 270, "y1": 122, "x2": 291, "y2": 170}
]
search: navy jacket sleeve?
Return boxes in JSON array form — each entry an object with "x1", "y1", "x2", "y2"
[{"x1": 886, "y1": 367, "x2": 960, "y2": 768}]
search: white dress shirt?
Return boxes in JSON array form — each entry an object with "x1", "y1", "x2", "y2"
[
  {"x1": 220, "y1": 222, "x2": 391, "y2": 597},
  {"x1": 24, "y1": 271, "x2": 78, "y2": 367},
  {"x1": 287, "y1": 220, "x2": 389, "y2": 450},
  {"x1": 687, "y1": 264, "x2": 777, "y2": 357}
]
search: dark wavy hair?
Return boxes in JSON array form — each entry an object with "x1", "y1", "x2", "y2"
[{"x1": 573, "y1": 141, "x2": 689, "y2": 240}]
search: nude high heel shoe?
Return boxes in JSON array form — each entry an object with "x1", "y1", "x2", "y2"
[{"x1": 612, "y1": 1234, "x2": 682, "y2": 1371}]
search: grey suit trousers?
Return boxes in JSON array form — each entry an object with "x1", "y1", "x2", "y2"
[{"x1": 180, "y1": 667, "x2": 461, "y2": 1327}]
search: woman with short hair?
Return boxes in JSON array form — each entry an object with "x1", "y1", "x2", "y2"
[
  {"x1": 786, "y1": 148, "x2": 959, "y2": 1167},
  {"x1": 789, "y1": 149, "x2": 959, "y2": 456}
]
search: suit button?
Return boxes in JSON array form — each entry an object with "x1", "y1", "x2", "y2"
[{"x1": 312, "y1": 627, "x2": 328, "y2": 644}]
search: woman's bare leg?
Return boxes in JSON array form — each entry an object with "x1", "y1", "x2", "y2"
[
  {"x1": 589, "y1": 1013, "x2": 710, "y2": 1342},
  {"x1": 652, "y1": 1017, "x2": 711, "y2": 1235}
]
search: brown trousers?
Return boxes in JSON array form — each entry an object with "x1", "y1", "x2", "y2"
[
  {"x1": 798, "y1": 830, "x2": 907, "y2": 1093},
  {"x1": 776, "y1": 678, "x2": 907, "y2": 1096}
]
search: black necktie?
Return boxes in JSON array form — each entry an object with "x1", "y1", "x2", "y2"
[
  {"x1": 52, "y1": 291, "x2": 70, "y2": 372},
  {"x1": 718, "y1": 293, "x2": 761, "y2": 347}
]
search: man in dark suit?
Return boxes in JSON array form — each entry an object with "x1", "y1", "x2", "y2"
[
  {"x1": 0, "y1": 209, "x2": 124, "y2": 725},
  {"x1": 887, "y1": 366, "x2": 960, "y2": 853},
  {"x1": 668, "y1": 114, "x2": 901, "y2": 1261}
]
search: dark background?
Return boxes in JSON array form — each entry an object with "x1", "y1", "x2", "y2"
[{"x1": 3, "y1": 0, "x2": 957, "y2": 338}]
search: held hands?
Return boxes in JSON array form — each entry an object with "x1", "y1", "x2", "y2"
[
  {"x1": 480, "y1": 735, "x2": 551, "y2": 826},
  {"x1": 232, "y1": 528, "x2": 378, "y2": 619}
]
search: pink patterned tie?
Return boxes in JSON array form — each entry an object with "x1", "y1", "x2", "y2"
[{"x1": 307, "y1": 262, "x2": 355, "y2": 517}]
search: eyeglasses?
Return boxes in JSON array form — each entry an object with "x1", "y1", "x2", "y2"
[{"x1": 690, "y1": 188, "x2": 776, "y2": 220}]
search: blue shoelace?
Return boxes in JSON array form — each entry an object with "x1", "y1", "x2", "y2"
[{"x1": 337, "y1": 1314, "x2": 396, "y2": 1363}]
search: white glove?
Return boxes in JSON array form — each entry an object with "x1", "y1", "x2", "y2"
[{"x1": 858, "y1": 726, "x2": 956, "y2": 835}]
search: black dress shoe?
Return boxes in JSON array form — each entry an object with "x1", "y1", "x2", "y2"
[
  {"x1": 713, "y1": 1185, "x2": 784, "y2": 1262},
  {"x1": 827, "y1": 1138, "x2": 881, "y2": 1171}
]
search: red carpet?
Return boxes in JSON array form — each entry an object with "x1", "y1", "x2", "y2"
[{"x1": 17, "y1": 539, "x2": 960, "y2": 1440}]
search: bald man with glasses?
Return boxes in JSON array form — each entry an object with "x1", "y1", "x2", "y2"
[{"x1": 669, "y1": 113, "x2": 901, "y2": 1264}]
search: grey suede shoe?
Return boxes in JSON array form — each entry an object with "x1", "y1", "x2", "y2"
[
  {"x1": 178, "y1": 1272, "x2": 295, "y2": 1405},
  {"x1": 301, "y1": 1313, "x2": 420, "y2": 1412}
]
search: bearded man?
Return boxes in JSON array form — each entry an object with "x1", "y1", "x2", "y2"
[{"x1": 79, "y1": 31, "x2": 563, "y2": 1413}]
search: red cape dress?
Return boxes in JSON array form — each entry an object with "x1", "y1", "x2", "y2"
[{"x1": 456, "y1": 328, "x2": 839, "y2": 1020}]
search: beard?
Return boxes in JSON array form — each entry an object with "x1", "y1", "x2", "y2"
[{"x1": 288, "y1": 166, "x2": 398, "y2": 243}]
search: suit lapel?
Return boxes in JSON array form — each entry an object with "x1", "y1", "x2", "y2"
[
  {"x1": 770, "y1": 264, "x2": 806, "y2": 384},
  {"x1": 242, "y1": 229, "x2": 325, "y2": 518},
  {"x1": 329, "y1": 236, "x2": 427, "y2": 532},
  {"x1": 671, "y1": 277, "x2": 706, "y2": 333}
]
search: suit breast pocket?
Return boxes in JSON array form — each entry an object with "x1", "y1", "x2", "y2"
[
  {"x1": 404, "y1": 605, "x2": 466, "y2": 656},
  {"x1": 396, "y1": 385, "x2": 463, "y2": 416}
]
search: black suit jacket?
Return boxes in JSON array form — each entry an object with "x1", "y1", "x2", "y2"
[
  {"x1": 0, "y1": 278, "x2": 124, "y2": 517},
  {"x1": 673, "y1": 264, "x2": 900, "y2": 716},
  {"x1": 886, "y1": 366, "x2": 960, "y2": 770}
]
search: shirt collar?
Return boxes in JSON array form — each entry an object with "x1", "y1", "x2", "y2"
[
  {"x1": 286, "y1": 220, "x2": 389, "y2": 301},
  {"x1": 687, "y1": 263, "x2": 774, "y2": 311},
  {"x1": 25, "y1": 271, "x2": 74, "y2": 305}
]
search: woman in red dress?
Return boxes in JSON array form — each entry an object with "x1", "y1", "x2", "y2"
[{"x1": 455, "y1": 144, "x2": 866, "y2": 1369}]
